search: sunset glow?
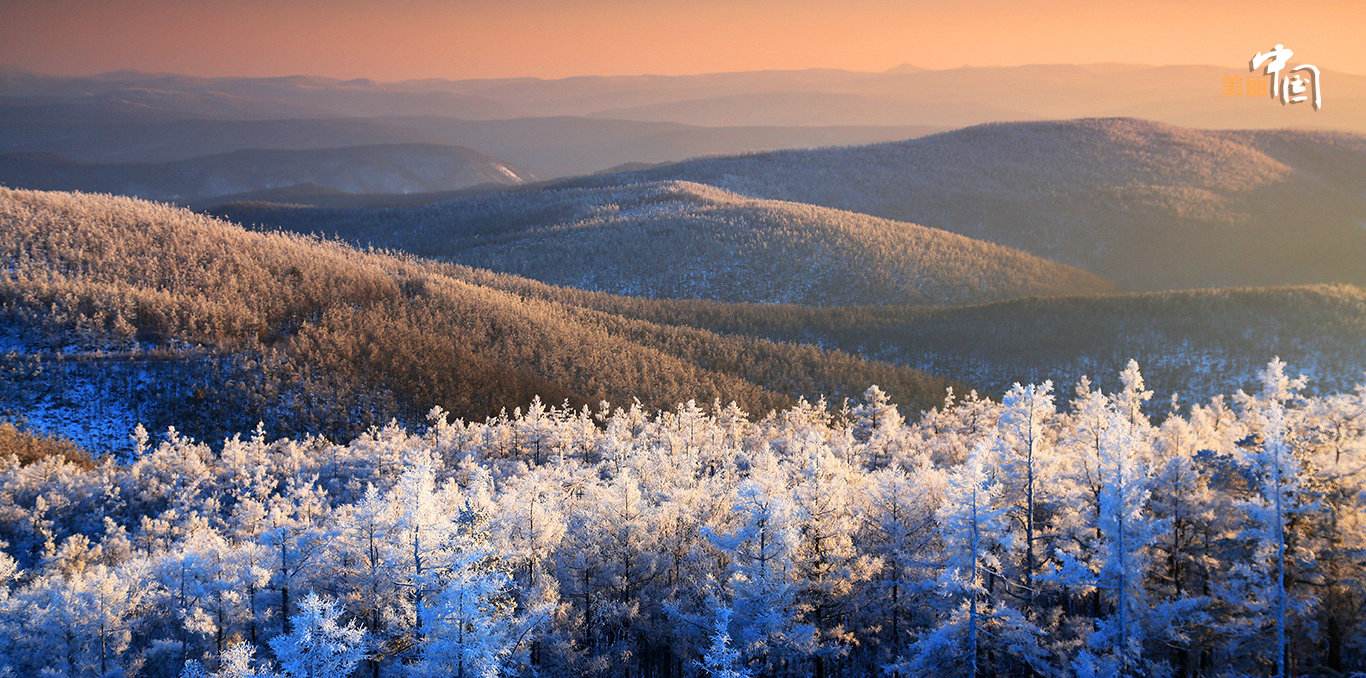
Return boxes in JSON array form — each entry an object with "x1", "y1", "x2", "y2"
[{"x1": 4, "y1": 0, "x2": 1366, "y2": 79}]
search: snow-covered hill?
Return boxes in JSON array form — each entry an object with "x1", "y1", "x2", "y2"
[
  {"x1": 571, "y1": 118, "x2": 1366, "y2": 290},
  {"x1": 0, "y1": 187, "x2": 954, "y2": 446},
  {"x1": 216, "y1": 180, "x2": 1112, "y2": 306}
]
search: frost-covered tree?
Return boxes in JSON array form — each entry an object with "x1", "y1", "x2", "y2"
[
  {"x1": 993, "y1": 381, "x2": 1056, "y2": 613},
  {"x1": 414, "y1": 550, "x2": 521, "y2": 678},
  {"x1": 857, "y1": 465, "x2": 943, "y2": 664},
  {"x1": 900, "y1": 440, "x2": 1048, "y2": 676},
  {"x1": 1064, "y1": 407, "x2": 1163, "y2": 676},
  {"x1": 0, "y1": 361, "x2": 1362, "y2": 675},
  {"x1": 331, "y1": 484, "x2": 399, "y2": 677},
  {"x1": 706, "y1": 476, "x2": 803, "y2": 670},
  {"x1": 267, "y1": 592, "x2": 366, "y2": 678},
  {"x1": 850, "y1": 385, "x2": 906, "y2": 467},
  {"x1": 1228, "y1": 358, "x2": 1313, "y2": 677},
  {"x1": 697, "y1": 605, "x2": 752, "y2": 678},
  {"x1": 181, "y1": 641, "x2": 278, "y2": 678},
  {"x1": 259, "y1": 481, "x2": 331, "y2": 636},
  {"x1": 390, "y1": 450, "x2": 455, "y2": 644}
]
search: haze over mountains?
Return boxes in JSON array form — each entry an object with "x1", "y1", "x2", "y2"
[
  {"x1": 6, "y1": 64, "x2": 1365, "y2": 129},
  {"x1": 0, "y1": 144, "x2": 525, "y2": 201},
  {"x1": 0, "y1": 108, "x2": 938, "y2": 179},
  {"x1": 4, "y1": 62, "x2": 1364, "y2": 182}
]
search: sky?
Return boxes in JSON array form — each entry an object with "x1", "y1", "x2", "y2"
[{"x1": 2, "y1": 0, "x2": 1365, "y2": 81}]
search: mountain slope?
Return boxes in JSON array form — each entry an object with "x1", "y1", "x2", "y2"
[
  {"x1": 0, "y1": 188, "x2": 953, "y2": 449},
  {"x1": 0, "y1": 144, "x2": 525, "y2": 201},
  {"x1": 573, "y1": 118, "x2": 1366, "y2": 289},
  {"x1": 440, "y1": 271, "x2": 1366, "y2": 406},
  {"x1": 214, "y1": 180, "x2": 1112, "y2": 306}
]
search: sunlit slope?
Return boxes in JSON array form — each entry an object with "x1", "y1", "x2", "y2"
[
  {"x1": 216, "y1": 180, "x2": 1112, "y2": 306},
  {"x1": 0, "y1": 188, "x2": 954, "y2": 444}
]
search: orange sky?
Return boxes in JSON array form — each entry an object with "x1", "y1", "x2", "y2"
[{"x1": 3, "y1": 0, "x2": 1365, "y2": 80}]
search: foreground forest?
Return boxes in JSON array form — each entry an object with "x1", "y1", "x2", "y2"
[{"x1": 0, "y1": 358, "x2": 1360, "y2": 676}]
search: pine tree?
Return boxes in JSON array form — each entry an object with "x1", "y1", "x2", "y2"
[
  {"x1": 994, "y1": 381, "x2": 1056, "y2": 613},
  {"x1": 698, "y1": 605, "x2": 752, "y2": 678},
  {"x1": 901, "y1": 441, "x2": 1017, "y2": 676},
  {"x1": 268, "y1": 592, "x2": 367, "y2": 678},
  {"x1": 850, "y1": 385, "x2": 906, "y2": 467},
  {"x1": 182, "y1": 641, "x2": 278, "y2": 678},
  {"x1": 705, "y1": 476, "x2": 802, "y2": 670},
  {"x1": 1071, "y1": 407, "x2": 1161, "y2": 676},
  {"x1": 414, "y1": 488, "x2": 528, "y2": 678},
  {"x1": 391, "y1": 450, "x2": 454, "y2": 644},
  {"x1": 1250, "y1": 358, "x2": 1305, "y2": 678}
]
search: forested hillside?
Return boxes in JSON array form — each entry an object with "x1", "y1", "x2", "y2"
[
  {"x1": 0, "y1": 188, "x2": 952, "y2": 448},
  {"x1": 352, "y1": 262, "x2": 1358, "y2": 408},
  {"x1": 216, "y1": 180, "x2": 1111, "y2": 305},
  {"x1": 574, "y1": 118, "x2": 1366, "y2": 289},
  {"x1": 477, "y1": 279, "x2": 1366, "y2": 405},
  {"x1": 0, "y1": 359, "x2": 1360, "y2": 676}
]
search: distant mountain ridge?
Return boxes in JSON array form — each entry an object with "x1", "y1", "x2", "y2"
[
  {"x1": 0, "y1": 109, "x2": 940, "y2": 178},
  {"x1": 213, "y1": 179, "x2": 1113, "y2": 306},
  {"x1": 6, "y1": 64, "x2": 1364, "y2": 131},
  {"x1": 0, "y1": 143, "x2": 525, "y2": 201}
]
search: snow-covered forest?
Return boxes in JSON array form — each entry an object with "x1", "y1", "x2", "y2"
[{"x1": 0, "y1": 359, "x2": 1361, "y2": 677}]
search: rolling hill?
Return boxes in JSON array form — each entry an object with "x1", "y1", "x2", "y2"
[
  {"x1": 0, "y1": 187, "x2": 953, "y2": 450},
  {"x1": 215, "y1": 180, "x2": 1112, "y2": 306},
  {"x1": 0, "y1": 143, "x2": 526, "y2": 201},
  {"x1": 573, "y1": 118, "x2": 1366, "y2": 290}
]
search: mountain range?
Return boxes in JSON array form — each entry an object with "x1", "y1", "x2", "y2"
[
  {"x1": 6, "y1": 64, "x2": 1364, "y2": 130},
  {"x1": 559, "y1": 118, "x2": 1366, "y2": 289},
  {"x1": 217, "y1": 119, "x2": 1366, "y2": 292}
]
